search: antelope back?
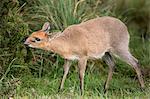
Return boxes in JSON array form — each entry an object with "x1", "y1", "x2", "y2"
[{"x1": 24, "y1": 16, "x2": 129, "y2": 59}]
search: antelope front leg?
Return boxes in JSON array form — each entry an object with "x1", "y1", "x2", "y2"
[
  {"x1": 59, "y1": 59, "x2": 71, "y2": 90},
  {"x1": 78, "y1": 57, "x2": 87, "y2": 95}
]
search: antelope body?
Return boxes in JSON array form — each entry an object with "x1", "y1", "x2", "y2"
[{"x1": 24, "y1": 16, "x2": 145, "y2": 95}]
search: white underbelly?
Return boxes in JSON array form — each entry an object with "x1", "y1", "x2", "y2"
[
  {"x1": 65, "y1": 55, "x2": 80, "y2": 60},
  {"x1": 89, "y1": 52, "x2": 105, "y2": 59},
  {"x1": 65, "y1": 52, "x2": 106, "y2": 60}
]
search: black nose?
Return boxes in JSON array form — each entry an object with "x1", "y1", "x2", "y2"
[
  {"x1": 22, "y1": 36, "x2": 29, "y2": 43},
  {"x1": 23, "y1": 36, "x2": 29, "y2": 46}
]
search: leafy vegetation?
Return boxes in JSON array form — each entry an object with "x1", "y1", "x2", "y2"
[{"x1": 0, "y1": 0, "x2": 150, "y2": 98}]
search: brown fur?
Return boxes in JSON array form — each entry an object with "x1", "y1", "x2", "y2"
[{"x1": 24, "y1": 16, "x2": 145, "y2": 95}]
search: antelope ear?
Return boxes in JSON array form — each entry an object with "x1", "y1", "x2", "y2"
[{"x1": 42, "y1": 22, "x2": 50, "y2": 33}]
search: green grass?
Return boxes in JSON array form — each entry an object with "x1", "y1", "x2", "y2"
[
  {"x1": 1, "y1": 51, "x2": 150, "y2": 98},
  {"x1": 1, "y1": 67, "x2": 150, "y2": 98}
]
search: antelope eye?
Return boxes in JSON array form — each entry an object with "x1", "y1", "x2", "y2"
[
  {"x1": 31, "y1": 40, "x2": 36, "y2": 42},
  {"x1": 35, "y1": 37, "x2": 41, "y2": 41}
]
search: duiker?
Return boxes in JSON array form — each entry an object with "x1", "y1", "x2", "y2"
[{"x1": 24, "y1": 16, "x2": 145, "y2": 95}]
